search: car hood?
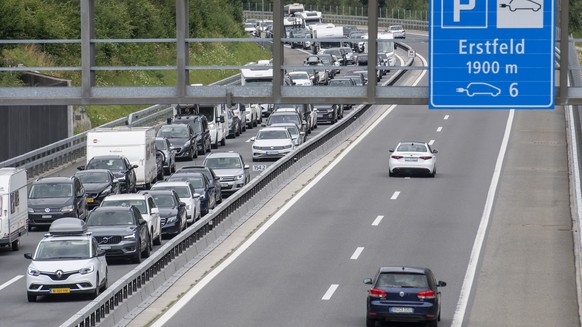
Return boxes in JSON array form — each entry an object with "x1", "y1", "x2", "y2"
[
  {"x1": 87, "y1": 225, "x2": 138, "y2": 236},
  {"x1": 158, "y1": 208, "x2": 178, "y2": 218},
  {"x1": 29, "y1": 197, "x2": 72, "y2": 208},
  {"x1": 29, "y1": 259, "x2": 95, "y2": 272},
  {"x1": 212, "y1": 168, "x2": 244, "y2": 177},
  {"x1": 254, "y1": 139, "x2": 293, "y2": 147},
  {"x1": 83, "y1": 183, "x2": 111, "y2": 194},
  {"x1": 167, "y1": 137, "x2": 189, "y2": 148}
]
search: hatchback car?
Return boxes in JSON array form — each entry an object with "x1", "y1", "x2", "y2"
[
  {"x1": 266, "y1": 112, "x2": 306, "y2": 134},
  {"x1": 388, "y1": 142, "x2": 438, "y2": 177},
  {"x1": 251, "y1": 127, "x2": 295, "y2": 161},
  {"x1": 364, "y1": 266, "x2": 446, "y2": 327},
  {"x1": 150, "y1": 181, "x2": 201, "y2": 224},
  {"x1": 85, "y1": 206, "x2": 150, "y2": 263},
  {"x1": 24, "y1": 218, "x2": 108, "y2": 302},
  {"x1": 27, "y1": 176, "x2": 88, "y2": 230},
  {"x1": 203, "y1": 152, "x2": 250, "y2": 194},
  {"x1": 144, "y1": 190, "x2": 187, "y2": 236},
  {"x1": 74, "y1": 169, "x2": 120, "y2": 209}
]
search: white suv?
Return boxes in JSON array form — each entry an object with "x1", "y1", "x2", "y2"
[
  {"x1": 151, "y1": 181, "x2": 201, "y2": 224},
  {"x1": 100, "y1": 193, "x2": 162, "y2": 246}
]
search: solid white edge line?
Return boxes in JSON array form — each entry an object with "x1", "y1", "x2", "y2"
[
  {"x1": 390, "y1": 191, "x2": 400, "y2": 200},
  {"x1": 451, "y1": 110, "x2": 514, "y2": 326},
  {"x1": 322, "y1": 284, "x2": 339, "y2": 300},
  {"x1": 0, "y1": 275, "x2": 24, "y2": 292},
  {"x1": 372, "y1": 215, "x2": 384, "y2": 226},
  {"x1": 350, "y1": 247, "x2": 365, "y2": 260},
  {"x1": 151, "y1": 49, "x2": 429, "y2": 327}
]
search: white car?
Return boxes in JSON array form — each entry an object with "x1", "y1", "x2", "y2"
[
  {"x1": 100, "y1": 193, "x2": 162, "y2": 245},
  {"x1": 387, "y1": 25, "x2": 406, "y2": 39},
  {"x1": 151, "y1": 181, "x2": 201, "y2": 224},
  {"x1": 251, "y1": 127, "x2": 295, "y2": 161},
  {"x1": 244, "y1": 104, "x2": 261, "y2": 129},
  {"x1": 24, "y1": 218, "x2": 108, "y2": 302},
  {"x1": 271, "y1": 123, "x2": 306, "y2": 146},
  {"x1": 388, "y1": 142, "x2": 437, "y2": 177},
  {"x1": 287, "y1": 71, "x2": 313, "y2": 86},
  {"x1": 244, "y1": 22, "x2": 256, "y2": 35}
]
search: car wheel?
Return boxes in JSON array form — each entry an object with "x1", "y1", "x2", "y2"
[
  {"x1": 389, "y1": 171, "x2": 395, "y2": 177},
  {"x1": 212, "y1": 138, "x2": 218, "y2": 149},
  {"x1": 132, "y1": 241, "x2": 142, "y2": 263},
  {"x1": 157, "y1": 169, "x2": 164, "y2": 181},
  {"x1": 220, "y1": 136, "x2": 226, "y2": 146},
  {"x1": 198, "y1": 146, "x2": 205, "y2": 156},
  {"x1": 11, "y1": 239, "x2": 19, "y2": 251},
  {"x1": 100, "y1": 270, "x2": 108, "y2": 292},
  {"x1": 366, "y1": 317, "x2": 376, "y2": 327},
  {"x1": 91, "y1": 273, "x2": 100, "y2": 299},
  {"x1": 192, "y1": 147, "x2": 198, "y2": 159},
  {"x1": 430, "y1": 167, "x2": 436, "y2": 178},
  {"x1": 427, "y1": 319, "x2": 438, "y2": 327},
  {"x1": 27, "y1": 293, "x2": 37, "y2": 302},
  {"x1": 171, "y1": 163, "x2": 176, "y2": 174},
  {"x1": 153, "y1": 231, "x2": 162, "y2": 246}
]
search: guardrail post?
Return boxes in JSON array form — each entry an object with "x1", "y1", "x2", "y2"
[{"x1": 80, "y1": 0, "x2": 96, "y2": 99}]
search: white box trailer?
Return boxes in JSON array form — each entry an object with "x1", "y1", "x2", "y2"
[
  {"x1": 86, "y1": 126, "x2": 157, "y2": 189},
  {"x1": 0, "y1": 167, "x2": 28, "y2": 251}
]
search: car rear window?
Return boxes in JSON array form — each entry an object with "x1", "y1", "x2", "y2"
[
  {"x1": 397, "y1": 144, "x2": 427, "y2": 152},
  {"x1": 377, "y1": 273, "x2": 429, "y2": 288}
]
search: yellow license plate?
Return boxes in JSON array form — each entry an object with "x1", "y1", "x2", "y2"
[
  {"x1": 51, "y1": 288, "x2": 70, "y2": 294},
  {"x1": 87, "y1": 198, "x2": 94, "y2": 203}
]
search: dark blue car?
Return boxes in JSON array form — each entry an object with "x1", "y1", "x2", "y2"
[
  {"x1": 167, "y1": 172, "x2": 215, "y2": 216},
  {"x1": 364, "y1": 266, "x2": 446, "y2": 327},
  {"x1": 142, "y1": 190, "x2": 187, "y2": 237}
]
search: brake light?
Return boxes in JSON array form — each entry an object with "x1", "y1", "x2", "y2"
[
  {"x1": 391, "y1": 155, "x2": 403, "y2": 159},
  {"x1": 369, "y1": 288, "x2": 387, "y2": 298},
  {"x1": 417, "y1": 290, "x2": 436, "y2": 300},
  {"x1": 419, "y1": 156, "x2": 433, "y2": 160}
]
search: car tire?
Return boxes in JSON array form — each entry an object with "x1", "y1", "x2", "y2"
[
  {"x1": 100, "y1": 270, "x2": 108, "y2": 292},
  {"x1": 11, "y1": 239, "x2": 19, "y2": 251},
  {"x1": 389, "y1": 171, "x2": 395, "y2": 177},
  {"x1": 132, "y1": 241, "x2": 142, "y2": 264},
  {"x1": 91, "y1": 274, "x2": 100, "y2": 299},
  {"x1": 27, "y1": 293, "x2": 37, "y2": 302},
  {"x1": 198, "y1": 146, "x2": 205, "y2": 156},
  {"x1": 212, "y1": 138, "x2": 218, "y2": 149},
  {"x1": 427, "y1": 320, "x2": 438, "y2": 327},
  {"x1": 430, "y1": 167, "x2": 436, "y2": 178},
  {"x1": 192, "y1": 147, "x2": 198, "y2": 159},
  {"x1": 220, "y1": 137, "x2": 226, "y2": 146},
  {"x1": 157, "y1": 169, "x2": 164, "y2": 181},
  {"x1": 153, "y1": 232, "x2": 162, "y2": 246},
  {"x1": 366, "y1": 317, "x2": 376, "y2": 327}
]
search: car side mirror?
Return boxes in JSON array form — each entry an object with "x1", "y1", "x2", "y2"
[
  {"x1": 389, "y1": 149, "x2": 394, "y2": 152},
  {"x1": 151, "y1": 207, "x2": 159, "y2": 215},
  {"x1": 250, "y1": 137, "x2": 256, "y2": 141},
  {"x1": 437, "y1": 281, "x2": 447, "y2": 287},
  {"x1": 193, "y1": 193, "x2": 201, "y2": 198},
  {"x1": 244, "y1": 164, "x2": 250, "y2": 170},
  {"x1": 132, "y1": 165, "x2": 139, "y2": 169},
  {"x1": 363, "y1": 278, "x2": 373, "y2": 285},
  {"x1": 220, "y1": 116, "x2": 225, "y2": 123},
  {"x1": 432, "y1": 149, "x2": 438, "y2": 153},
  {"x1": 24, "y1": 253, "x2": 33, "y2": 259},
  {"x1": 300, "y1": 132, "x2": 305, "y2": 136},
  {"x1": 179, "y1": 202, "x2": 186, "y2": 207},
  {"x1": 77, "y1": 166, "x2": 86, "y2": 171}
]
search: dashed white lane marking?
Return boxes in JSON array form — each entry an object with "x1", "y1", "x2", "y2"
[
  {"x1": 0, "y1": 275, "x2": 23, "y2": 292},
  {"x1": 372, "y1": 215, "x2": 384, "y2": 226},
  {"x1": 245, "y1": 137, "x2": 254, "y2": 143},
  {"x1": 350, "y1": 247, "x2": 365, "y2": 260},
  {"x1": 444, "y1": 115, "x2": 450, "y2": 120},
  {"x1": 404, "y1": 177, "x2": 411, "y2": 179},
  {"x1": 322, "y1": 284, "x2": 339, "y2": 300},
  {"x1": 390, "y1": 191, "x2": 400, "y2": 200},
  {"x1": 437, "y1": 126, "x2": 443, "y2": 132},
  {"x1": 428, "y1": 139, "x2": 435, "y2": 146}
]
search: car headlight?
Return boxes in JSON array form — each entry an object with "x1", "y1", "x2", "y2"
[
  {"x1": 61, "y1": 205, "x2": 74, "y2": 213},
  {"x1": 208, "y1": 122, "x2": 216, "y2": 129},
  {"x1": 79, "y1": 265, "x2": 94, "y2": 274},
  {"x1": 327, "y1": 108, "x2": 335, "y2": 113},
  {"x1": 28, "y1": 208, "x2": 34, "y2": 213},
  {"x1": 166, "y1": 216, "x2": 178, "y2": 223},
  {"x1": 123, "y1": 233, "x2": 136, "y2": 239},
  {"x1": 28, "y1": 267, "x2": 40, "y2": 277},
  {"x1": 186, "y1": 204, "x2": 191, "y2": 211},
  {"x1": 116, "y1": 177, "x2": 126, "y2": 183},
  {"x1": 183, "y1": 141, "x2": 191, "y2": 149},
  {"x1": 100, "y1": 186, "x2": 112, "y2": 197},
  {"x1": 236, "y1": 174, "x2": 244, "y2": 180},
  {"x1": 283, "y1": 144, "x2": 293, "y2": 149}
]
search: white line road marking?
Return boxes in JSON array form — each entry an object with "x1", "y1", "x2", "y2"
[
  {"x1": 245, "y1": 138, "x2": 254, "y2": 143},
  {"x1": 451, "y1": 110, "x2": 514, "y2": 326},
  {"x1": 436, "y1": 126, "x2": 443, "y2": 132},
  {"x1": 428, "y1": 139, "x2": 435, "y2": 146},
  {"x1": 444, "y1": 115, "x2": 450, "y2": 120},
  {"x1": 404, "y1": 177, "x2": 411, "y2": 179},
  {"x1": 372, "y1": 215, "x2": 384, "y2": 226},
  {"x1": 322, "y1": 284, "x2": 339, "y2": 300},
  {"x1": 390, "y1": 191, "x2": 400, "y2": 200},
  {"x1": 0, "y1": 275, "x2": 23, "y2": 292},
  {"x1": 350, "y1": 247, "x2": 364, "y2": 260}
]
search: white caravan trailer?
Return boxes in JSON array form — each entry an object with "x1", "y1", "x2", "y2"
[{"x1": 0, "y1": 167, "x2": 28, "y2": 250}]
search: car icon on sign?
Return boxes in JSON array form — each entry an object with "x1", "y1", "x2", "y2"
[
  {"x1": 499, "y1": 0, "x2": 542, "y2": 12},
  {"x1": 456, "y1": 82, "x2": 501, "y2": 97}
]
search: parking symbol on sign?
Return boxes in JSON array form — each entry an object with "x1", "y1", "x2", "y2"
[{"x1": 442, "y1": 0, "x2": 488, "y2": 28}]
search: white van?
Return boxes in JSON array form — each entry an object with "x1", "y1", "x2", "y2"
[
  {"x1": 86, "y1": 126, "x2": 158, "y2": 189},
  {"x1": 199, "y1": 104, "x2": 228, "y2": 149},
  {"x1": 0, "y1": 167, "x2": 28, "y2": 251}
]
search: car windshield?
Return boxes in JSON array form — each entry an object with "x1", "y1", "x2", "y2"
[
  {"x1": 245, "y1": 22, "x2": 255, "y2": 28},
  {"x1": 76, "y1": 171, "x2": 109, "y2": 184},
  {"x1": 102, "y1": 199, "x2": 147, "y2": 214},
  {"x1": 289, "y1": 72, "x2": 309, "y2": 80},
  {"x1": 269, "y1": 114, "x2": 299, "y2": 125},
  {"x1": 257, "y1": 130, "x2": 289, "y2": 140},
  {"x1": 155, "y1": 139, "x2": 168, "y2": 150},
  {"x1": 397, "y1": 144, "x2": 428, "y2": 152},
  {"x1": 283, "y1": 125, "x2": 299, "y2": 136},
  {"x1": 204, "y1": 157, "x2": 242, "y2": 169},
  {"x1": 158, "y1": 126, "x2": 188, "y2": 138},
  {"x1": 329, "y1": 79, "x2": 352, "y2": 86},
  {"x1": 377, "y1": 273, "x2": 429, "y2": 289},
  {"x1": 151, "y1": 194, "x2": 177, "y2": 208},
  {"x1": 153, "y1": 186, "x2": 191, "y2": 198},
  {"x1": 87, "y1": 158, "x2": 125, "y2": 171},
  {"x1": 87, "y1": 210, "x2": 135, "y2": 226},
  {"x1": 390, "y1": 26, "x2": 403, "y2": 31},
  {"x1": 35, "y1": 239, "x2": 90, "y2": 260},
  {"x1": 168, "y1": 175, "x2": 204, "y2": 188},
  {"x1": 29, "y1": 183, "x2": 73, "y2": 199}
]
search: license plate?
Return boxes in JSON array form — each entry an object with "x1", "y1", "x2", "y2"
[
  {"x1": 100, "y1": 246, "x2": 111, "y2": 250},
  {"x1": 87, "y1": 198, "x2": 94, "y2": 203},
  {"x1": 389, "y1": 307, "x2": 414, "y2": 313},
  {"x1": 221, "y1": 183, "x2": 229, "y2": 187},
  {"x1": 51, "y1": 288, "x2": 70, "y2": 294},
  {"x1": 253, "y1": 165, "x2": 267, "y2": 171},
  {"x1": 405, "y1": 157, "x2": 418, "y2": 162},
  {"x1": 42, "y1": 215, "x2": 52, "y2": 218},
  {"x1": 266, "y1": 151, "x2": 278, "y2": 155}
]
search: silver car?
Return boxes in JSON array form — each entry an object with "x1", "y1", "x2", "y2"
[
  {"x1": 203, "y1": 152, "x2": 250, "y2": 194},
  {"x1": 388, "y1": 25, "x2": 406, "y2": 39}
]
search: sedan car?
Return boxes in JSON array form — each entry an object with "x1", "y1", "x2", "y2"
[
  {"x1": 364, "y1": 266, "x2": 446, "y2": 327},
  {"x1": 387, "y1": 25, "x2": 406, "y2": 39},
  {"x1": 388, "y1": 142, "x2": 438, "y2": 177},
  {"x1": 166, "y1": 172, "x2": 215, "y2": 216},
  {"x1": 251, "y1": 127, "x2": 295, "y2": 162},
  {"x1": 24, "y1": 218, "x2": 108, "y2": 302},
  {"x1": 202, "y1": 152, "x2": 250, "y2": 195},
  {"x1": 85, "y1": 206, "x2": 150, "y2": 263},
  {"x1": 74, "y1": 169, "x2": 120, "y2": 210},
  {"x1": 142, "y1": 190, "x2": 187, "y2": 237}
]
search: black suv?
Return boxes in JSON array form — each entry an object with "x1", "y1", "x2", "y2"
[
  {"x1": 157, "y1": 124, "x2": 197, "y2": 160},
  {"x1": 27, "y1": 176, "x2": 88, "y2": 230},
  {"x1": 80, "y1": 155, "x2": 138, "y2": 193},
  {"x1": 171, "y1": 114, "x2": 212, "y2": 155}
]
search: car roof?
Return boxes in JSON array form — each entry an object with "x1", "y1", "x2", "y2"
[
  {"x1": 89, "y1": 155, "x2": 126, "y2": 160},
  {"x1": 270, "y1": 123, "x2": 299, "y2": 128},
  {"x1": 92, "y1": 206, "x2": 133, "y2": 213},
  {"x1": 205, "y1": 152, "x2": 242, "y2": 158},
  {"x1": 140, "y1": 189, "x2": 178, "y2": 196},
  {"x1": 378, "y1": 266, "x2": 429, "y2": 274},
  {"x1": 75, "y1": 169, "x2": 111, "y2": 174},
  {"x1": 259, "y1": 126, "x2": 289, "y2": 132},
  {"x1": 34, "y1": 176, "x2": 74, "y2": 184},
  {"x1": 102, "y1": 193, "x2": 149, "y2": 200},
  {"x1": 152, "y1": 181, "x2": 192, "y2": 187}
]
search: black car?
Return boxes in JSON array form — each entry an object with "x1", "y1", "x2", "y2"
[
  {"x1": 80, "y1": 155, "x2": 138, "y2": 193},
  {"x1": 314, "y1": 104, "x2": 339, "y2": 124},
  {"x1": 74, "y1": 169, "x2": 120, "y2": 209},
  {"x1": 27, "y1": 176, "x2": 88, "y2": 230},
  {"x1": 157, "y1": 124, "x2": 197, "y2": 160},
  {"x1": 167, "y1": 172, "x2": 216, "y2": 216},
  {"x1": 176, "y1": 166, "x2": 222, "y2": 205},
  {"x1": 171, "y1": 114, "x2": 212, "y2": 155},
  {"x1": 142, "y1": 190, "x2": 187, "y2": 237},
  {"x1": 364, "y1": 266, "x2": 446, "y2": 327},
  {"x1": 85, "y1": 206, "x2": 150, "y2": 263},
  {"x1": 227, "y1": 108, "x2": 241, "y2": 138}
]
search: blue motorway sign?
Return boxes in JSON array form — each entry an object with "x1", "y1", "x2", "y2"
[{"x1": 429, "y1": 0, "x2": 555, "y2": 109}]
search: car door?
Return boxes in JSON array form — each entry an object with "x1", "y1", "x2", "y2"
[{"x1": 92, "y1": 237, "x2": 107, "y2": 281}]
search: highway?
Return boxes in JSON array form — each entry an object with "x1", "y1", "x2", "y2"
[{"x1": 0, "y1": 31, "x2": 578, "y2": 327}]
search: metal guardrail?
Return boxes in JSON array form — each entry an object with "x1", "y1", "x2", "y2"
[{"x1": 60, "y1": 43, "x2": 416, "y2": 327}]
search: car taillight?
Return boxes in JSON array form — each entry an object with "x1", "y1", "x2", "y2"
[
  {"x1": 369, "y1": 288, "x2": 387, "y2": 298},
  {"x1": 417, "y1": 290, "x2": 436, "y2": 300},
  {"x1": 391, "y1": 155, "x2": 403, "y2": 159},
  {"x1": 419, "y1": 156, "x2": 433, "y2": 160}
]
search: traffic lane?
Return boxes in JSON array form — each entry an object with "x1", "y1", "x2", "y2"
[{"x1": 161, "y1": 105, "x2": 510, "y2": 326}]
